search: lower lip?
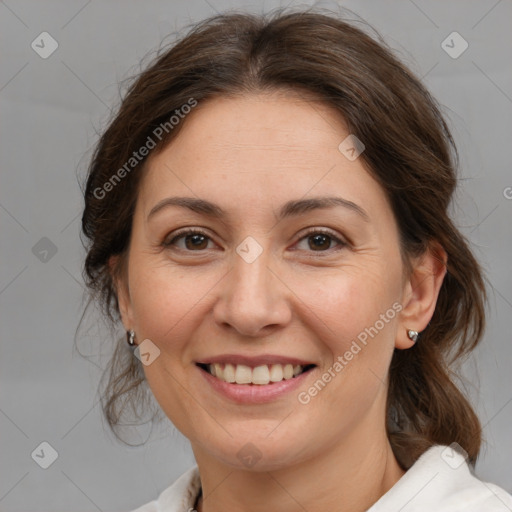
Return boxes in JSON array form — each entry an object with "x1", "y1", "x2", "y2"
[{"x1": 197, "y1": 365, "x2": 315, "y2": 404}]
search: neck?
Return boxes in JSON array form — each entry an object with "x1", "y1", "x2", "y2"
[{"x1": 193, "y1": 429, "x2": 405, "y2": 512}]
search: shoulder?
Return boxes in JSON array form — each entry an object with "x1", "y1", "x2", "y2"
[
  {"x1": 129, "y1": 465, "x2": 201, "y2": 512},
  {"x1": 369, "y1": 445, "x2": 512, "y2": 511}
]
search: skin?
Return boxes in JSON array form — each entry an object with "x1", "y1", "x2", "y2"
[{"x1": 112, "y1": 91, "x2": 447, "y2": 512}]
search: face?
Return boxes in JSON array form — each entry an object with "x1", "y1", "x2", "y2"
[{"x1": 114, "y1": 91, "x2": 427, "y2": 471}]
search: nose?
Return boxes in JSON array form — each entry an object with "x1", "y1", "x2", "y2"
[{"x1": 213, "y1": 242, "x2": 292, "y2": 338}]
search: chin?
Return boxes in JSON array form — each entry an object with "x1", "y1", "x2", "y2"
[{"x1": 199, "y1": 430, "x2": 314, "y2": 472}]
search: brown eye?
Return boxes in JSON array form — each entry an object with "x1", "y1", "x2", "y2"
[
  {"x1": 295, "y1": 229, "x2": 347, "y2": 253},
  {"x1": 308, "y1": 233, "x2": 331, "y2": 251},
  {"x1": 163, "y1": 228, "x2": 346, "y2": 255},
  {"x1": 163, "y1": 229, "x2": 213, "y2": 251}
]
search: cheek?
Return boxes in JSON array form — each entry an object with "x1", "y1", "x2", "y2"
[
  {"x1": 304, "y1": 264, "x2": 397, "y2": 343},
  {"x1": 303, "y1": 273, "x2": 398, "y2": 405},
  {"x1": 300, "y1": 264, "x2": 400, "y2": 402},
  {"x1": 128, "y1": 260, "x2": 208, "y2": 351}
]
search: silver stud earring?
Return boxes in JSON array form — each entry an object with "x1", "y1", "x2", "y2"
[
  {"x1": 127, "y1": 329, "x2": 136, "y2": 347},
  {"x1": 407, "y1": 329, "x2": 419, "y2": 343}
]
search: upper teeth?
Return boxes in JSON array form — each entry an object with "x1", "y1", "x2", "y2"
[{"x1": 208, "y1": 363, "x2": 304, "y2": 385}]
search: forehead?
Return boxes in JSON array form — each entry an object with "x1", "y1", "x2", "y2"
[
  {"x1": 138, "y1": 92, "x2": 390, "y2": 223},
  {"x1": 151, "y1": 91, "x2": 350, "y2": 168}
]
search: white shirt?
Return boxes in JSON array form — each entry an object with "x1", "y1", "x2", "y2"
[{"x1": 130, "y1": 445, "x2": 512, "y2": 511}]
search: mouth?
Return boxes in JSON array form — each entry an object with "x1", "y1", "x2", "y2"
[{"x1": 196, "y1": 362, "x2": 316, "y2": 385}]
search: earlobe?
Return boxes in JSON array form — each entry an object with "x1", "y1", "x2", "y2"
[{"x1": 395, "y1": 243, "x2": 447, "y2": 350}]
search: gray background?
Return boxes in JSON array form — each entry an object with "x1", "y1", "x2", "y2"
[{"x1": 1, "y1": 0, "x2": 511, "y2": 510}]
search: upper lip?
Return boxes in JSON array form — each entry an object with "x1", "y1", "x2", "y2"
[{"x1": 195, "y1": 354, "x2": 316, "y2": 367}]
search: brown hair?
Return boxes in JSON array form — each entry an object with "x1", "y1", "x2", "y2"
[{"x1": 80, "y1": 7, "x2": 487, "y2": 467}]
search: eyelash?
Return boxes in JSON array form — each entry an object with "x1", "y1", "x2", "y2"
[{"x1": 162, "y1": 227, "x2": 347, "y2": 255}]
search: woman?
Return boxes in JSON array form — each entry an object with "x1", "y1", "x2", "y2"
[{"x1": 80, "y1": 8, "x2": 512, "y2": 511}]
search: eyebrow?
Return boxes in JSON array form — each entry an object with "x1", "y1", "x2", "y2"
[{"x1": 147, "y1": 196, "x2": 370, "y2": 222}]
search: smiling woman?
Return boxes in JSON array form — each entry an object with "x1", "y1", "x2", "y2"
[{"x1": 80, "y1": 7, "x2": 511, "y2": 512}]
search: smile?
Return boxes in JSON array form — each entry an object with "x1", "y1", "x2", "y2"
[{"x1": 196, "y1": 362, "x2": 316, "y2": 385}]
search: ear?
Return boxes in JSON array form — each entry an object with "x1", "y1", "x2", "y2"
[
  {"x1": 109, "y1": 255, "x2": 134, "y2": 331},
  {"x1": 395, "y1": 242, "x2": 447, "y2": 349}
]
